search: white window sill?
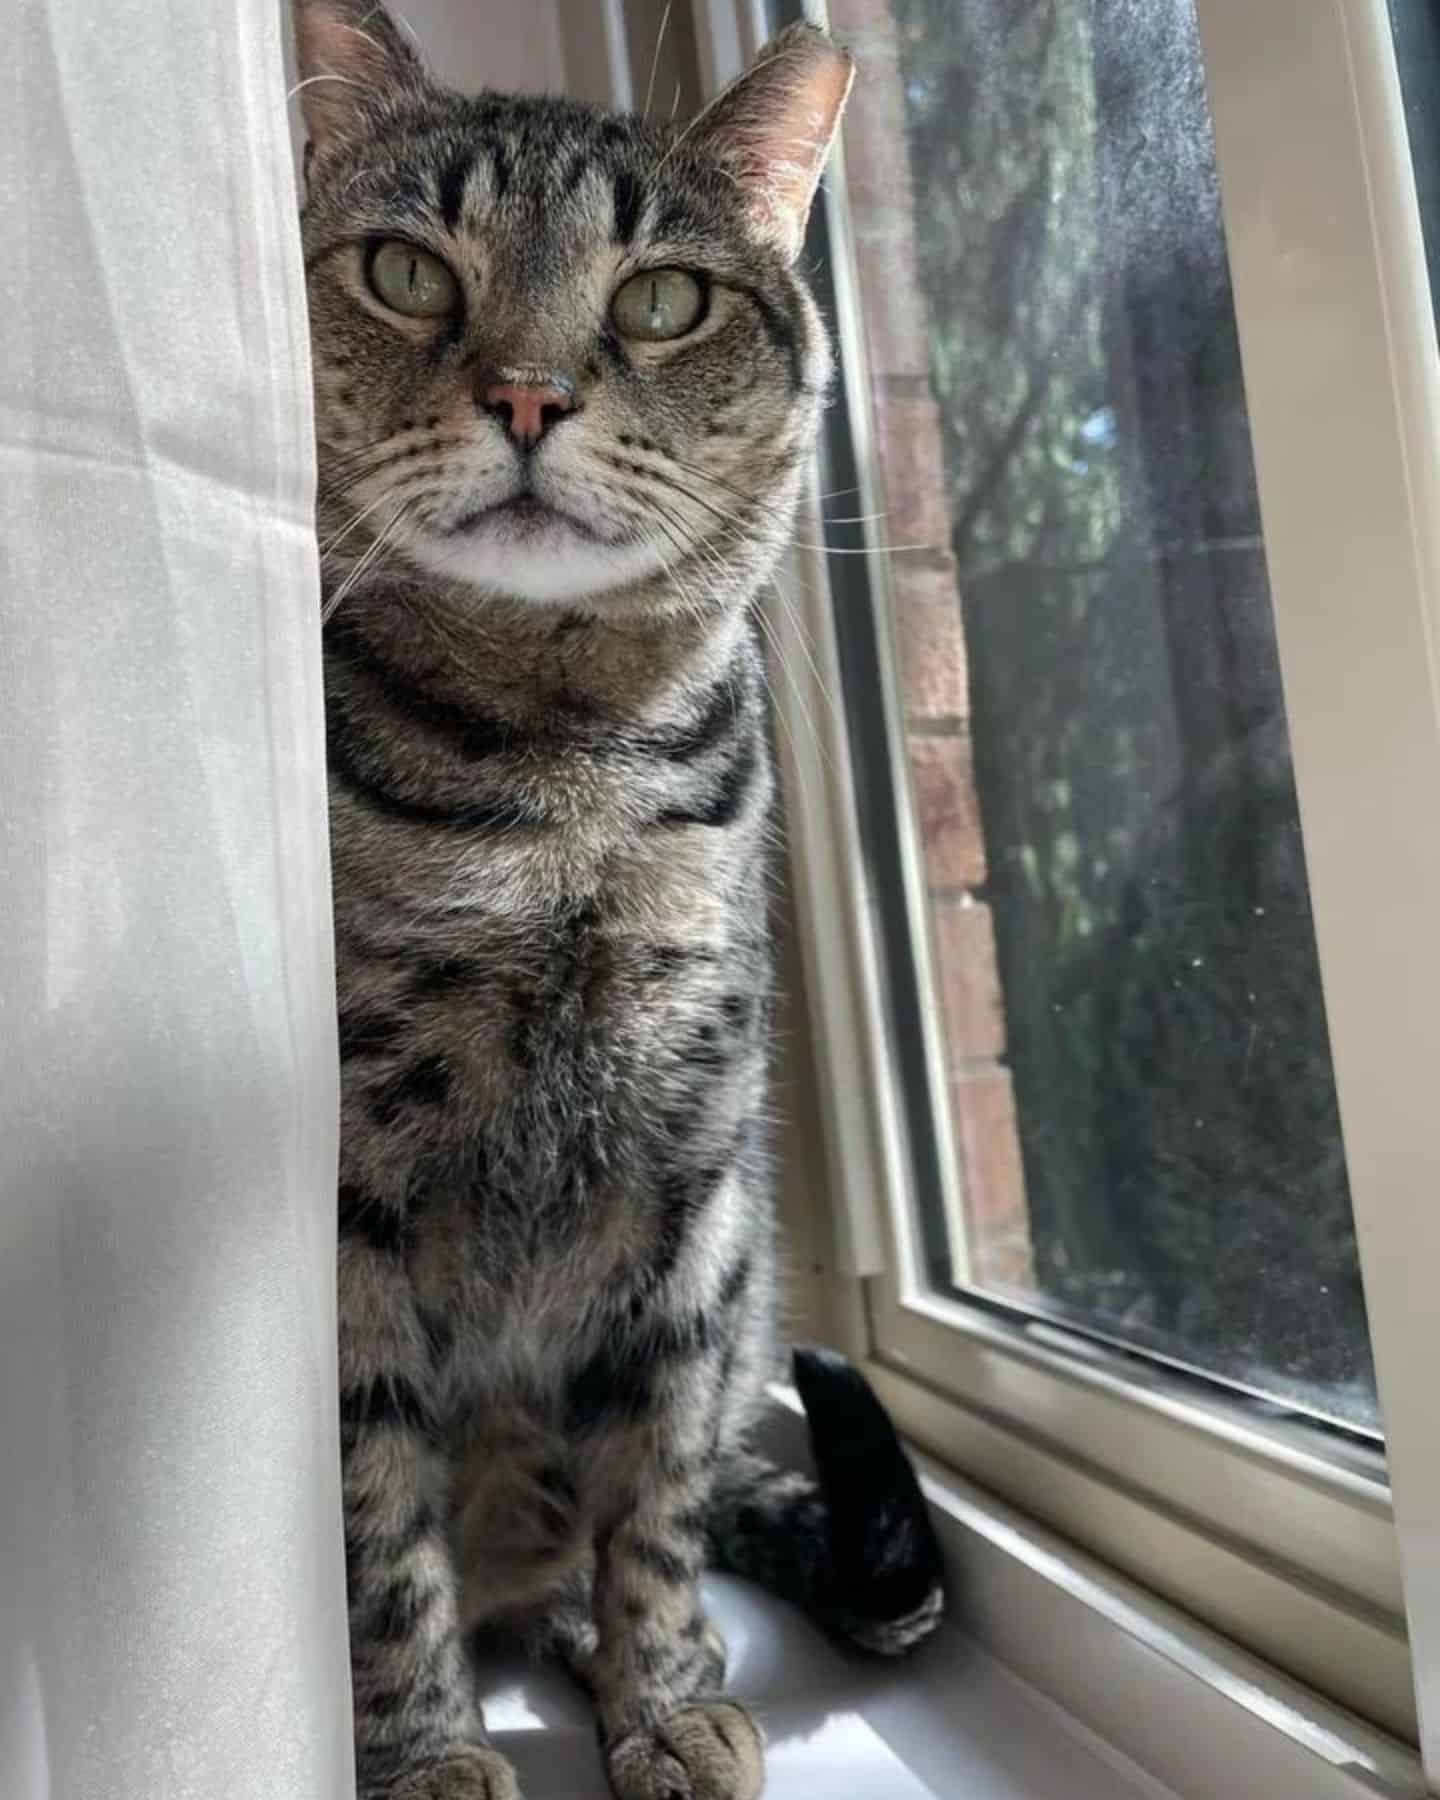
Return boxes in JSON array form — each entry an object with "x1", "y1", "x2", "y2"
[
  {"x1": 758, "y1": 1388, "x2": 1422, "y2": 1800},
  {"x1": 476, "y1": 1574, "x2": 1164, "y2": 1800},
  {"x1": 475, "y1": 1390, "x2": 1423, "y2": 1799}
]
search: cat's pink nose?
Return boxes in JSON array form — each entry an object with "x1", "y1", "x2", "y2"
[{"x1": 479, "y1": 378, "x2": 574, "y2": 448}]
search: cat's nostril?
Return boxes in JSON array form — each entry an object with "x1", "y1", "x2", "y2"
[{"x1": 479, "y1": 378, "x2": 575, "y2": 449}]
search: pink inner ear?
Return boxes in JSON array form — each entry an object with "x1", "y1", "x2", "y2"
[
  {"x1": 295, "y1": 0, "x2": 424, "y2": 144},
  {"x1": 695, "y1": 33, "x2": 855, "y2": 260}
]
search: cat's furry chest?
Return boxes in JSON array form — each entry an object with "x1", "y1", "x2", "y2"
[
  {"x1": 342, "y1": 884, "x2": 769, "y2": 1432},
  {"x1": 326, "y1": 620, "x2": 774, "y2": 1417},
  {"x1": 335, "y1": 827, "x2": 768, "y2": 1243}
]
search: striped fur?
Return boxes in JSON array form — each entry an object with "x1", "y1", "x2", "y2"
[{"x1": 293, "y1": 5, "x2": 942, "y2": 1795}]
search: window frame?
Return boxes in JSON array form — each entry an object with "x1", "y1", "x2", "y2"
[
  {"x1": 687, "y1": 0, "x2": 1440, "y2": 1760},
  {"x1": 1193, "y1": 0, "x2": 1440, "y2": 1776}
]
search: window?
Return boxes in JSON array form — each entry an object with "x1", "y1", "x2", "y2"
[
  {"x1": 746, "y1": 0, "x2": 1440, "y2": 1761},
  {"x1": 830, "y1": 0, "x2": 1376, "y2": 1433}
]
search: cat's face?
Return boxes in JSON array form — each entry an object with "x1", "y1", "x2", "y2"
[{"x1": 296, "y1": 3, "x2": 852, "y2": 610}]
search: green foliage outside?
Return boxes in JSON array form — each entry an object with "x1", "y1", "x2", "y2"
[{"x1": 885, "y1": 0, "x2": 1375, "y2": 1425}]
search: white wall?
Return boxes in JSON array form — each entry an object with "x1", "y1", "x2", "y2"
[
  {"x1": 395, "y1": 0, "x2": 568, "y2": 93},
  {"x1": 284, "y1": 0, "x2": 590, "y2": 162}
]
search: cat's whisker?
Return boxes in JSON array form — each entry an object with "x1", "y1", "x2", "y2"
[
  {"x1": 288, "y1": 73, "x2": 367, "y2": 102},
  {"x1": 652, "y1": 466, "x2": 887, "y2": 752},
  {"x1": 643, "y1": 500, "x2": 744, "y2": 599},
  {"x1": 643, "y1": 535, "x2": 703, "y2": 626},
  {"x1": 658, "y1": 467, "x2": 861, "y2": 510},
  {"x1": 619, "y1": 437, "x2": 910, "y2": 556},
  {"x1": 686, "y1": 532, "x2": 830, "y2": 766},
  {"x1": 642, "y1": 3, "x2": 672, "y2": 122},
  {"x1": 388, "y1": 8, "x2": 424, "y2": 50},
  {"x1": 320, "y1": 488, "x2": 398, "y2": 560},
  {"x1": 322, "y1": 432, "x2": 471, "y2": 487},
  {"x1": 644, "y1": 508, "x2": 728, "y2": 628},
  {"x1": 322, "y1": 497, "x2": 416, "y2": 623},
  {"x1": 761, "y1": 574, "x2": 843, "y2": 765},
  {"x1": 652, "y1": 88, "x2": 715, "y2": 179},
  {"x1": 642, "y1": 501, "x2": 825, "y2": 780},
  {"x1": 339, "y1": 20, "x2": 392, "y2": 66},
  {"x1": 749, "y1": 594, "x2": 825, "y2": 812},
  {"x1": 628, "y1": 462, "x2": 786, "y2": 554},
  {"x1": 661, "y1": 453, "x2": 915, "y2": 552},
  {"x1": 668, "y1": 453, "x2": 886, "y2": 529},
  {"x1": 659, "y1": 502, "x2": 825, "y2": 793}
]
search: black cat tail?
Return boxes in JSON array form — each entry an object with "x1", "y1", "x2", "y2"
[{"x1": 707, "y1": 1346, "x2": 946, "y2": 1656}]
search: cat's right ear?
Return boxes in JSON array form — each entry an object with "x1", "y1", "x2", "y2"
[
  {"x1": 292, "y1": 0, "x2": 427, "y2": 154},
  {"x1": 687, "y1": 23, "x2": 854, "y2": 263}
]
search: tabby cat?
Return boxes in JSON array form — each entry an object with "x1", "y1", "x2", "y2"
[{"x1": 294, "y1": 5, "x2": 945, "y2": 1795}]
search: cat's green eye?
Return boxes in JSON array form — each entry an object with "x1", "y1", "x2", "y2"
[
  {"x1": 367, "y1": 240, "x2": 460, "y2": 319},
  {"x1": 611, "y1": 268, "x2": 706, "y2": 342}
]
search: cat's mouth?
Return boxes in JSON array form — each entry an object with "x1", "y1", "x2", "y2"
[
  {"x1": 450, "y1": 494, "x2": 600, "y2": 542},
  {"x1": 410, "y1": 477, "x2": 658, "y2": 602}
]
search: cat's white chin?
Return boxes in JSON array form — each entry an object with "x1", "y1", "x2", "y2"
[{"x1": 407, "y1": 516, "x2": 663, "y2": 605}]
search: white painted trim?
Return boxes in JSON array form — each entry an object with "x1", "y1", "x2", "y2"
[
  {"x1": 1195, "y1": 0, "x2": 1440, "y2": 1781},
  {"x1": 863, "y1": 1354, "x2": 1413, "y2": 1742},
  {"x1": 674, "y1": 0, "x2": 1440, "y2": 1771},
  {"x1": 554, "y1": 0, "x2": 635, "y2": 108},
  {"x1": 741, "y1": 0, "x2": 1429, "y2": 1743},
  {"x1": 688, "y1": 0, "x2": 930, "y2": 1279},
  {"x1": 806, "y1": 43, "x2": 972, "y2": 1289},
  {"x1": 762, "y1": 1386, "x2": 1424, "y2": 1800},
  {"x1": 689, "y1": 0, "x2": 768, "y2": 92},
  {"x1": 761, "y1": 517, "x2": 899, "y2": 1278},
  {"x1": 600, "y1": 0, "x2": 636, "y2": 109}
]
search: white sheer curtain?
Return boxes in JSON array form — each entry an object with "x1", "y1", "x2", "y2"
[{"x1": 0, "y1": 3, "x2": 352, "y2": 1796}]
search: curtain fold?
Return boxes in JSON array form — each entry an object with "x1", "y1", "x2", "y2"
[{"x1": 0, "y1": 3, "x2": 351, "y2": 1795}]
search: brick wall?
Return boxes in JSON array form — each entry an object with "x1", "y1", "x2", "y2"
[{"x1": 830, "y1": 0, "x2": 1033, "y2": 1291}]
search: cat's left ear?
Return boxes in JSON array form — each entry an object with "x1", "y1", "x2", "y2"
[
  {"x1": 687, "y1": 23, "x2": 855, "y2": 263},
  {"x1": 292, "y1": 0, "x2": 428, "y2": 154}
]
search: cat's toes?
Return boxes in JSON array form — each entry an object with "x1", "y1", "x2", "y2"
[
  {"x1": 606, "y1": 1701, "x2": 764, "y2": 1800},
  {"x1": 381, "y1": 1748, "x2": 522, "y2": 1800}
]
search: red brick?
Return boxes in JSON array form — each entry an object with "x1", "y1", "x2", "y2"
[
  {"x1": 851, "y1": 235, "x2": 931, "y2": 381},
  {"x1": 828, "y1": 9, "x2": 936, "y2": 380},
  {"x1": 908, "y1": 733, "x2": 985, "y2": 890},
  {"x1": 930, "y1": 899, "x2": 1005, "y2": 1063},
  {"x1": 950, "y1": 1068, "x2": 1034, "y2": 1292},
  {"x1": 842, "y1": 72, "x2": 912, "y2": 178},
  {"x1": 890, "y1": 560, "x2": 968, "y2": 721},
  {"x1": 843, "y1": 165, "x2": 931, "y2": 388},
  {"x1": 872, "y1": 392, "x2": 953, "y2": 550},
  {"x1": 842, "y1": 91, "x2": 916, "y2": 222}
]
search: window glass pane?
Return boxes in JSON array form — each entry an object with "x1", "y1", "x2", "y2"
[
  {"x1": 823, "y1": 0, "x2": 1379, "y2": 1430},
  {"x1": 1392, "y1": 0, "x2": 1440, "y2": 337}
]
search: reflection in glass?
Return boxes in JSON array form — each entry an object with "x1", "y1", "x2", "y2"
[{"x1": 876, "y1": 0, "x2": 1376, "y2": 1427}]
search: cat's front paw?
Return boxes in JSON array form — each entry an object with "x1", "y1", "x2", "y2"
[
  {"x1": 381, "y1": 1748, "x2": 522, "y2": 1800},
  {"x1": 606, "y1": 1702, "x2": 764, "y2": 1800}
]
